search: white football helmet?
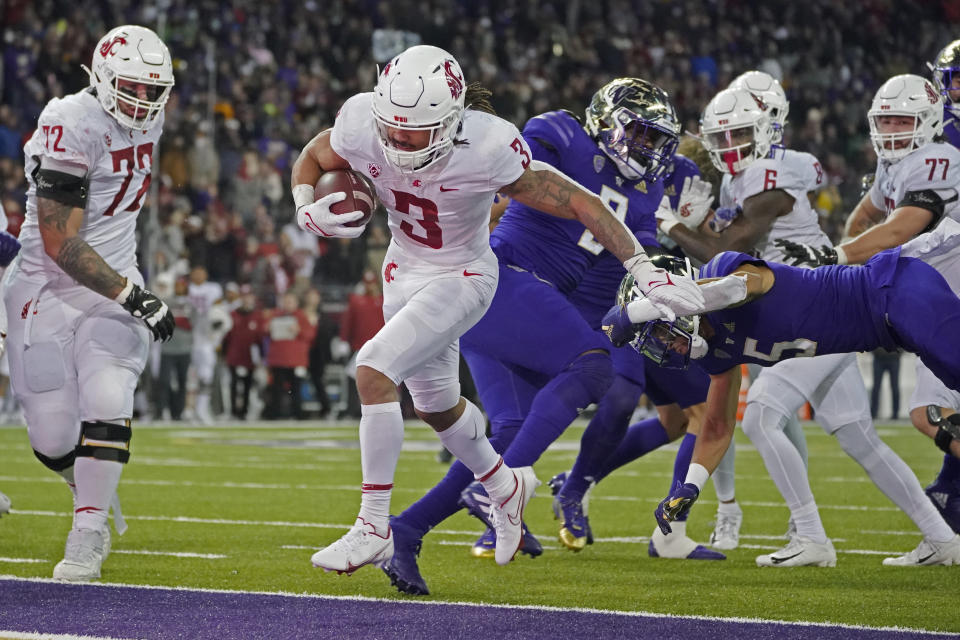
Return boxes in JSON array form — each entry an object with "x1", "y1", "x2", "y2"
[
  {"x1": 86, "y1": 26, "x2": 174, "y2": 131},
  {"x1": 371, "y1": 45, "x2": 466, "y2": 172},
  {"x1": 868, "y1": 74, "x2": 943, "y2": 162},
  {"x1": 729, "y1": 70, "x2": 788, "y2": 144},
  {"x1": 700, "y1": 87, "x2": 774, "y2": 175}
]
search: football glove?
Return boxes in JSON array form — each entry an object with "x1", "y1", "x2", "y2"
[
  {"x1": 296, "y1": 192, "x2": 366, "y2": 239},
  {"x1": 0, "y1": 230, "x2": 21, "y2": 267},
  {"x1": 709, "y1": 205, "x2": 741, "y2": 233},
  {"x1": 601, "y1": 304, "x2": 637, "y2": 348},
  {"x1": 774, "y1": 239, "x2": 838, "y2": 267},
  {"x1": 116, "y1": 280, "x2": 176, "y2": 342},
  {"x1": 654, "y1": 482, "x2": 700, "y2": 535},
  {"x1": 624, "y1": 252, "x2": 704, "y2": 318},
  {"x1": 674, "y1": 176, "x2": 714, "y2": 230}
]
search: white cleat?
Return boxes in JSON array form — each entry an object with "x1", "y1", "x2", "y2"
[
  {"x1": 783, "y1": 517, "x2": 797, "y2": 541},
  {"x1": 709, "y1": 510, "x2": 743, "y2": 550},
  {"x1": 311, "y1": 518, "x2": 393, "y2": 575},
  {"x1": 649, "y1": 526, "x2": 726, "y2": 560},
  {"x1": 53, "y1": 528, "x2": 105, "y2": 581},
  {"x1": 491, "y1": 466, "x2": 539, "y2": 566},
  {"x1": 882, "y1": 535, "x2": 960, "y2": 567},
  {"x1": 756, "y1": 536, "x2": 836, "y2": 567},
  {"x1": 100, "y1": 522, "x2": 112, "y2": 561},
  {"x1": 0, "y1": 491, "x2": 10, "y2": 516}
]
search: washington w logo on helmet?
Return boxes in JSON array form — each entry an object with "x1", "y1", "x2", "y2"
[{"x1": 444, "y1": 60, "x2": 463, "y2": 99}]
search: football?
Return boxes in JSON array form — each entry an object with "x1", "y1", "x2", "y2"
[{"x1": 314, "y1": 169, "x2": 377, "y2": 227}]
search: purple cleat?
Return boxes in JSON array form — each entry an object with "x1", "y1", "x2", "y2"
[
  {"x1": 471, "y1": 525, "x2": 543, "y2": 559},
  {"x1": 381, "y1": 517, "x2": 429, "y2": 596}
]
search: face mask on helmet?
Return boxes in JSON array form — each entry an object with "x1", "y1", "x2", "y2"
[
  {"x1": 87, "y1": 26, "x2": 174, "y2": 131},
  {"x1": 700, "y1": 88, "x2": 773, "y2": 175},
  {"x1": 586, "y1": 78, "x2": 680, "y2": 182},
  {"x1": 930, "y1": 39, "x2": 960, "y2": 115},
  {"x1": 867, "y1": 74, "x2": 943, "y2": 162},
  {"x1": 371, "y1": 45, "x2": 466, "y2": 173}
]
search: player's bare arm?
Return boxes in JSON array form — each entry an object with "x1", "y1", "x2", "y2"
[
  {"x1": 690, "y1": 365, "x2": 742, "y2": 473},
  {"x1": 501, "y1": 162, "x2": 639, "y2": 262},
  {"x1": 37, "y1": 196, "x2": 126, "y2": 299},
  {"x1": 291, "y1": 129, "x2": 351, "y2": 189},
  {"x1": 843, "y1": 192, "x2": 886, "y2": 238},
  {"x1": 665, "y1": 189, "x2": 793, "y2": 263},
  {"x1": 836, "y1": 204, "x2": 934, "y2": 264}
]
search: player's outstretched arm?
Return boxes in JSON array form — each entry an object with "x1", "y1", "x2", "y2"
[
  {"x1": 502, "y1": 161, "x2": 705, "y2": 315},
  {"x1": 692, "y1": 366, "x2": 741, "y2": 473},
  {"x1": 834, "y1": 203, "x2": 935, "y2": 264}
]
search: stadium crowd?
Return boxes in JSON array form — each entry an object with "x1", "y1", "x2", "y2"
[{"x1": 0, "y1": 0, "x2": 957, "y2": 421}]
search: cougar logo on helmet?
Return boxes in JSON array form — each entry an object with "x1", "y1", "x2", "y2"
[
  {"x1": 925, "y1": 81, "x2": 939, "y2": 104},
  {"x1": 444, "y1": 60, "x2": 463, "y2": 99},
  {"x1": 99, "y1": 34, "x2": 128, "y2": 58}
]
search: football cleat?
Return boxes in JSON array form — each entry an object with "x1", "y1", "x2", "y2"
[
  {"x1": 311, "y1": 517, "x2": 393, "y2": 575},
  {"x1": 471, "y1": 524, "x2": 543, "y2": 559},
  {"x1": 882, "y1": 535, "x2": 960, "y2": 567},
  {"x1": 381, "y1": 517, "x2": 429, "y2": 595},
  {"x1": 557, "y1": 496, "x2": 591, "y2": 552},
  {"x1": 709, "y1": 508, "x2": 743, "y2": 550},
  {"x1": 648, "y1": 526, "x2": 725, "y2": 560},
  {"x1": 925, "y1": 478, "x2": 960, "y2": 534},
  {"x1": 783, "y1": 517, "x2": 798, "y2": 541},
  {"x1": 756, "y1": 537, "x2": 836, "y2": 567},
  {"x1": 53, "y1": 528, "x2": 105, "y2": 581},
  {"x1": 0, "y1": 491, "x2": 10, "y2": 517},
  {"x1": 548, "y1": 471, "x2": 595, "y2": 544}
]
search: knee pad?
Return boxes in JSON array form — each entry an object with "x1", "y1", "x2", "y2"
[
  {"x1": 568, "y1": 351, "x2": 614, "y2": 403},
  {"x1": 76, "y1": 420, "x2": 132, "y2": 464},
  {"x1": 33, "y1": 448, "x2": 76, "y2": 472}
]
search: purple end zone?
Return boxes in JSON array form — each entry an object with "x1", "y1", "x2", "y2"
[{"x1": 0, "y1": 579, "x2": 947, "y2": 640}]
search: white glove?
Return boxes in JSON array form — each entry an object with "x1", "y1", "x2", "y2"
[
  {"x1": 624, "y1": 252, "x2": 705, "y2": 318},
  {"x1": 296, "y1": 192, "x2": 366, "y2": 239},
  {"x1": 675, "y1": 176, "x2": 714, "y2": 230},
  {"x1": 655, "y1": 195, "x2": 681, "y2": 234}
]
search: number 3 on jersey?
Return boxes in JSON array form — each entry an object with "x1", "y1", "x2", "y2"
[
  {"x1": 577, "y1": 185, "x2": 628, "y2": 255},
  {"x1": 392, "y1": 190, "x2": 443, "y2": 249}
]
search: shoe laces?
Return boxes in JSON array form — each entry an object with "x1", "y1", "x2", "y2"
[
  {"x1": 64, "y1": 529, "x2": 102, "y2": 562},
  {"x1": 714, "y1": 512, "x2": 740, "y2": 539}
]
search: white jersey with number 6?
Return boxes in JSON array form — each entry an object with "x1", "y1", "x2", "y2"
[
  {"x1": 21, "y1": 88, "x2": 163, "y2": 276},
  {"x1": 330, "y1": 92, "x2": 530, "y2": 267}
]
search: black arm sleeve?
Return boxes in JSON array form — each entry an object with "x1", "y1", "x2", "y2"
[
  {"x1": 895, "y1": 189, "x2": 959, "y2": 234},
  {"x1": 32, "y1": 162, "x2": 89, "y2": 209}
]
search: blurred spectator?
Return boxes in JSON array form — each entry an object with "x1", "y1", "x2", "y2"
[
  {"x1": 223, "y1": 288, "x2": 262, "y2": 420},
  {"x1": 304, "y1": 288, "x2": 336, "y2": 418},
  {"x1": 262, "y1": 291, "x2": 316, "y2": 419},
  {"x1": 155, "y1": 277, "x2": 193, "y2": 421},
  {"x1": 871, "y1": 348, "x2": 903, "y2": 421},
  {"x1": 338, "y1": 270, "x2": 384, "y2": 417}
]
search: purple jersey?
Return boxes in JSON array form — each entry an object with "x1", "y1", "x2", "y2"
[
  {"x1": 492, "y1": 110, "x2": 664, "y2": 294},
  {"x1": 695, "y1": 250, "x2": 904, "y2": 374},
  {"x1": 945, "y1": 108, "x2": 960, "y2": 149}
]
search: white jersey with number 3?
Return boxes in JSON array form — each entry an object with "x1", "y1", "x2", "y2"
[
  {"x1": 21, "y1": 89, "x2": 163, "y2": 276},
  {"x1": 330, "y1": 92, "x2": 529, "y2": 267},
  {"x1": 722, "y1": 148, "x2": 828, "y2": 263},
  {"x1": 869, "y1": 142, "x2": 960, "y2": 224}
]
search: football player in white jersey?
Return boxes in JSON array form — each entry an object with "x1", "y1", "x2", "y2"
[
  {"x1": 7, "y1": 25, "x2": 175, "y2": 581},
  {"x1": 0, "y1": 200, "x2": 18, "y2": 519},
  {"x1": 186, "y1": 265, "x2": 230, "y2": 425},
  {"x1": 657, "y1": 85, "x2": 959, "y2": 567},
  {"x1": 291, "y1": 45, "x2": 704, "y2": 575},
  {"x1": 780, "y1": 74, "x2": 960, "y2": 538}
]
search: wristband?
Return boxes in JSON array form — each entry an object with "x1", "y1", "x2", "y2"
[
  {"x1": 114, "y1": 278, "x2": 134, "y2": 304},
  {"x1": 660, "y1": 218, "x2": 680, "y2": 235},
  {"x1": 293, "y1": 184, "x2": 315, "y2": 211},
  {"x1": 835, "y1": 245, "x2": 849, "y2": 265},
  {"x1": 684, "y1": 462, "x2": 710, "y2": 491}
]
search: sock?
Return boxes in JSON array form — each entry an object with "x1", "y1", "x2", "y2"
[
  {"x1": 743, "y1": 403, "x2": 826, "y2": 543},
  {"x1": 58, "y1": 467, "x2": 78, "y2": 509},
  {"x1": 671, "y1": 433, "x2": 697, "y2": 522},
  {"x1": 503, "y1": 352, "x2": 612, "y2": 467},
  {"x1": 937, "y1": 454, "x2": 960, "y2": 490},
  {"x1": 357, "y1": 401, "x2": 404, "y2": 530},
  {"x1": 835, "y1": 420, "x2": 955, "y2": 544},
  {"x1": 717, "y1": 500, "x2": 742, "y2": 517},
  {"x1": 566, "y1": 375, "x2": 644, "y2": 498},
  {"x1": 594, "y1": 416, "x2": 671, "y2": 483},
  {"x1": 783, "y1": 413, "x2": 809, "y2": 469},
  {"x1": 399, "y1": 421, "x2": 522, "y2": 538},
  {"x1": 73, "y1": 458, "x2": 122, "y2": 531},
  {"x1": 713, "y1": 444, "x2": 736, "y2": 503},
  {"x1": 436, "y1": 400, "x2": 499, "y2": 476}
]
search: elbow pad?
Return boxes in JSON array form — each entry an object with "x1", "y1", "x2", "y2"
[
  {"x1": 34, "y1": 166, "x2": 89, "y2": 209},
  {"x1": 698, "y1": 275, "x2": 748, "y2": 312}
]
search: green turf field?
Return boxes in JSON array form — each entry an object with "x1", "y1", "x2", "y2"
[{"x1": 0, "y1": 419, "x2": 955, "y2": 633}]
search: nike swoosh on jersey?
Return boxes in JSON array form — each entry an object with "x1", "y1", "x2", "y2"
[
  {"x1": 463, "y1": 269, "x2": 482, "y2": 277},
  {"x1": 439, "y1": 185, "x2": 459, "y2": 192}
]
